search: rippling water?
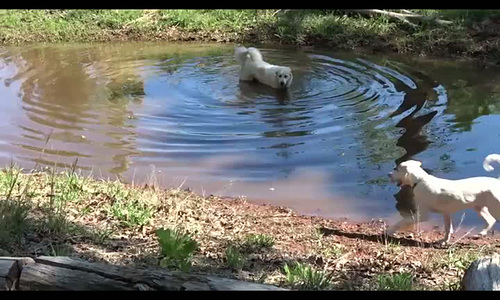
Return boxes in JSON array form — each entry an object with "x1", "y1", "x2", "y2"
[{"x1": 2, "y1": 42, "x2": 500, "y2": 225}]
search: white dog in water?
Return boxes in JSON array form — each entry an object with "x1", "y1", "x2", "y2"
[
  {"x1": 235, "y1": 46, "x2": 293, "y2": 89},
  {"x1": 387, "y1": 154, "x2": 500, "y2": 244}
]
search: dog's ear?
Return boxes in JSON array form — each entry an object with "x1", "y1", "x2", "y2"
[
  {"x1": 287, "y1": 72, "x2": 294, "y2": 87},
  {"x1": 415, "y1": 160, "x2": 422, "y2": 167},
  {"x1": 403, "y1": 172, "x2": 413, "y2": 186}
]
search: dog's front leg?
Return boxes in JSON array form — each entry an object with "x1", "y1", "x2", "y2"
[{"x1": 437, "y1": 214, "x2": 453, "y2": 244}]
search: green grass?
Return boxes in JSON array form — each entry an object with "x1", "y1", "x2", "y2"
[
  {"x1": 0, "y1": 161, "x2": 156, "y2": 244},
  {"x1": 53, "y1": 169, "x2": 87, "y2": 203},
  {"x1": 104, "y1": 181, "x2": 153, "y2": 228},
  {"x1": 439, "y1": 278, "x2": 462, "y2": 291},
  {"x1": 0, "y1": 197, "x2": 31, "y2": 244},
  {"x1": 321, "y1": 244, "x2": 345, "y2": 258},
  {"x1": 88, "y1": 227, "x2": 115, "y2": 244},
  {"x1": 242, "y1": 233, "x2": 275, "y2": 252},
  {"x1": 416, "y1": 9, "x2": 500, "y2": 24},
  {"x1": 377, "y1": 272, "x2": 414, "y2": 291},
  {"x1": 225, "y1": 244, "x2": 246, "y2": 271},
  {"x1": 2, "y1": 10, "x2": 500, "y2": 60},
  {"x1": 0, "y1": 165, "x2": 32, "y2": 244},
  {"x1": 0, "y1": 164, "x2": 22, "y2": 199},
  {"x1": 283, "y1": 262, "x2": 332, "y2": 290},
  {"x1": 0, "y1": 9, "x2": 143, "y2": 43},
  {"x1": 157, "y1": 10, "x2": 260, "y2": 32},
  {"x1": 44, "y1": 170, "x2": 87, "y2": 235},
  {"x1": 0, "y1": 9, "x2": 263, "y2": 44},
  {"x1": 156, "y1": 227, "x2": 198, "y2": 272},
  {"x1": 48, "y1": 242, "x2": 72, "y2": 256},
  {"x1": 43, "y1": 165, "x2": 75, "y2": 235},
  {"x1": 433, "y1": 247, "x2": 484, "y2": 271},
  {"x1": 224, "y1": 233, "x2": 274, "y2": 271},
  {"x1": 383, "y1": 239, "x2": 402, "y2": 255}
]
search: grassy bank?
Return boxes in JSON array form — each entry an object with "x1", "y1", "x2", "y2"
[
  {"x1": 2, "y1": 10, "x2": 500, "y2": 62},
  {"x1": 0, "y1": 165, "x2": 498, "y2": 290}
]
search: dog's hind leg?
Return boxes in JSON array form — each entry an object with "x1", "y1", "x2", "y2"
[
  {"x1": 239, "y1": 73, "x2": 254, "y2": 81},
  {"x1": 475, "y1": 206, "x2": 496, "y2": 236}
]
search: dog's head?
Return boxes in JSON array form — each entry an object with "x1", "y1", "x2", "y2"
[
  {"x1": 388, "y1": 160, "x2": 424, "y2": 187},
  {"x1": 275, "y1": 67, "x2": 293, "y2": 89}
]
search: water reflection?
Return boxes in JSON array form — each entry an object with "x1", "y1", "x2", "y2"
[
  {"x1": 238, "y1": 80, "x2": 293, "y2": 104},
  {"x1": 388, "y1": 65, "x2": 440, "y2": 218},
  {"x1": 0, "y1": 43, "x2": 500, "y2": 224},
  {"x1": 1, "y1": 45, "x2": 147, "y2": 174}
]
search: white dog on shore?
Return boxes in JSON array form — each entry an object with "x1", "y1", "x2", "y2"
[
  {"x1": 387, "y1": 154, "x2": 500, "y2": 244},
  {"x1": 235, "y1": 46, "x2": 293, "y2": 90}
]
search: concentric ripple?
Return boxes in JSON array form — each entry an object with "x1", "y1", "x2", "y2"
[{"x1": 4, "y1": 42, "x2": 498, "y2": 222}]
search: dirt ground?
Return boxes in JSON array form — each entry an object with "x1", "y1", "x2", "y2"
[{"x1": 2, "y1": 172, "x2": 498, "y2": 290}]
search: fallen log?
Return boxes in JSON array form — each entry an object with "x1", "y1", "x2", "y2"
[
  {"x1": 462, "y1": 253, "x2": 500, "y2": 291},
  {"x1": 347, "y1": 9, "x2": 453, "y2": 26},
  {"x1": 0, "y1": 256, "x2": 286, "y2": 291}
]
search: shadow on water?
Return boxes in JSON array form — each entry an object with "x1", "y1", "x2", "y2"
[{"x1": 388, "y1": 67, "x2": 440, "y2": 218}]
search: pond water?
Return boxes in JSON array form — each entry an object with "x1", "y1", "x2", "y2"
[{"x1": 1, "y1": 42, "x2": 500, "y2": 228}]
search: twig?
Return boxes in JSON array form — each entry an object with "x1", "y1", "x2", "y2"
[
  {"x1": 177, "y1": 177, "x2": 188, "y2": 190},
  {"x1": 450, "y1": 226, "x2": 476, "y2": 248},
  {"x1": 271, "y1": 9, "x2": 282, "y2": 17}
]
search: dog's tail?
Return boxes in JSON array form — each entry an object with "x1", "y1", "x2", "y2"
[
  {"x1": 483, "y1": 154, "x2": 500, "y2": 172},
  {"x1": 235, "y1": 46, "x2": 249, "y2": 65},
  {"x1": 235, "y1": 46, "x2": 263, "y2": 65},
  {"x1": 246, "y1": 47, "x2": 263, "y2": 63}
]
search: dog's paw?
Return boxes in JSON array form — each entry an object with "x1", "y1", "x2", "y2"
[
  {"x1": 434, "y1": 238, "x2": 450, "y2": 246},
  {"x1": 472, "y1": 231, "x2": 488, "y2": 239},
  {"x1": 385, "y1": 226, "x2": 396, "y2": 236},
  {"x1": 478, "y1": 230, "x2": 489, "y2": 236}
]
